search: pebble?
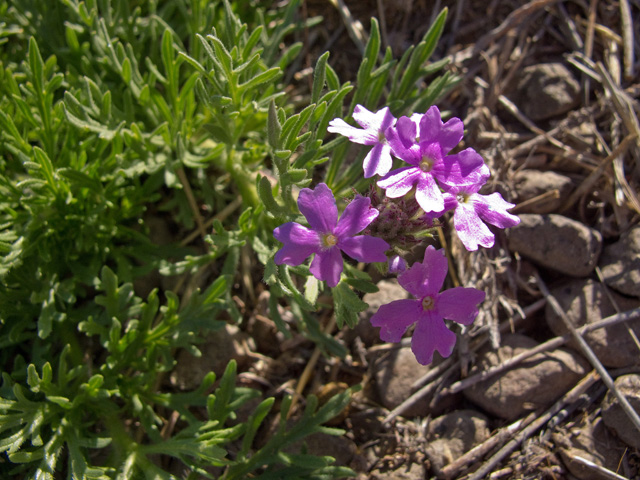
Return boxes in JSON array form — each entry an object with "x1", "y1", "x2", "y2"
[
  {"x1": 599, "y1": 224, "x2": 640, "y2": 298},
  {"x1": 546, "y1": 279, "x2": 640, "y2": 368},
  {"x1": 507, "y1": 214, "x2": 602, "y2": 277},
  {"x1": 601, "y1": 374, "x2": 640, "y2": 449},
  {"x1": 514, "y1": 169, "x2": 573, "y2": 214},
  {"x1": 514, "y1": 63, "x2": 580, "y2": 121},
  {"x1": 373, "y1": 347, "x2": 451, "y2": 417},
  {"x1": 464, "y1": 334, "x2": 589, "y2": 420},
  {"x1": 424, "y1": 410, "x2": 490, "y2": 475}
]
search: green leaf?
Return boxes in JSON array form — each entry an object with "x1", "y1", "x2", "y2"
[
  {"x1": 257, "y1": 175, "x2": 286, "y2": 216},
  {"x1": 332, "y1": 282, "x2": 367, "y2": 329},
  {"x1": 311, "y1": 51, "x2": 329, "y2": 103},
  {"x1": 267, "y1": 100, "x2": 281, "y2": 149},
  {"x1": 240, "y1": 397, "x2": 275, "y2": 457},
  {"x1": 237, "y1": 67, "x2": 281, "y2": 93}
]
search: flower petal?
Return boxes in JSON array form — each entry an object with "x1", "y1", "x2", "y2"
[
  {"x1": 453, "y1": 202, "x2": 495, "y2": 251},
  {"x1": 327, "y1": 118, "x2": 376, "y2": 145},
  {"x1": 411, "y1": 312, "x2": 458, "y2": 365},
  {"x1": 435, "y1": 148, "x2": 490, "y2": 188},
  {"x1": 415, "y1": 173, "x2": 445, "y2": 213},
  {"x1": 437, "y1": 287, "x2": 485, "y2": 325},
  {"x1": 386, "y1": 120, "x2": 421, "y2": 165},
  {"x1": 273, "y1": 222, "x2": 320, "y2": 265},
  {"x1": 297, "y1": 183, "x2": 338, "y2": 233},
  {"x1": 377, "y1": 167, "x2": 421, "y2": 198},
  {"x1": 363, "y1": 143, "x2": 393, "y2": 178},
  {"x1": 335, "y1": 195, "x2": 378, "y2": 237},
  {"x1": 398, "y1": 246, "x2": 448, "y2": 298},
  {"x1": 473, "y1": 192, "x2": 520, "y2": 228},
  {"x1": 419, "y1": 106, "x2": 464, "y2": 154},
  {"x1": 338, "y1": 235, "x2": 389, "y2": 262},
  {"x1": 353, "y1": 105, "x2": 396, "y2": 132},
  {"x1": 309, "y1": 247, "x2": 343, "y2": 287},
  {"x1": 370, "y1": 299, "x2": 422, "y2": 342}
]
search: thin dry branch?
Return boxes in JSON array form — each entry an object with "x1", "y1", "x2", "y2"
[
  {"x1": 327, "y1": 0, "x2": 367, "y2": 55},
  {"x1": 465, "y1": 370, "x2": 600, "y2": 480},
  {"x1": 438, "y1": 304, "x2": 640, "y2": 398},
  {"x1": 535, "y1": 272, "x2": 640, "y2": 435}
]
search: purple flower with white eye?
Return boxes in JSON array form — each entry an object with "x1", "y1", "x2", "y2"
[
  {"x1": 440, "y1": 183, "x2": 520, "y2": 251},
  {"x1": 370, "y1": 246, "x2": 485, "y2": 365},
  {"x1": 328, "y1": 105, "x2": 396, "y2": 178},
  {"x1": 273, "y1": 183, "x2": 390, "y2": 287},
  {"x1": 378, "y1": 106, "x2": 490, "y2": 213}
]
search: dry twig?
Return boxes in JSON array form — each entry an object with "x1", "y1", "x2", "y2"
[{"x1": 535, "y1": 272, "x2": 640, "y2": 434}]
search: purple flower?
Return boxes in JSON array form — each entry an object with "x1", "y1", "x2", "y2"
[
  {"x1": 273, "y1": 183, "x2": 390, "y2": 287},
  {"x1": 378, "y1": 106, "x2": 490, "y2": 213},
  {"x1": 370, "y1": 246, "x2": 485, "y2": 365},
  {"x1": 441, "y1": 183, "x2": 520, "y2": 251},
  {"x1": 327, "y1": 105, "x2": 396, "y2": 178}
]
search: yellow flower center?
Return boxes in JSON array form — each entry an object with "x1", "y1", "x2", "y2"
[
  {"x1": 421, "y1": 296, "x2": 435, "y2": 311},
  {"x1": 456, "y1": 192, "x2": 470, "y2": 204},
  {"x1": 322, "y1": 233, "x2": 338, "y2": 248},
  {"x1": 419, "y1": 156, "x2": 434, "y2": 172}
]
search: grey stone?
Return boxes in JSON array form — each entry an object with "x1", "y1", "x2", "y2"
[
  {"x1": 599, "y1": 224, "x2": 640, "y2": 297},
  {"x1": 464, "y1": 334, "x2": 589, "y2": 420},
  {"x1": 514, "y1": 170, "x2": 573, "y2": 214},
  {"x1": 546, "y1": 279, "x2": 640, "y2": 368},
  {"x1": 425, "y1": 410, "x2": 490, "y2": 475},
  {"x1": 601, "y1": 374, "x2": 640, "y2": 448},
  {"x1": 373, "y1": 347, "x2": 438, "y2": 418},
  {"x1": 507, "y1": 214, "x2": 602, "y2": 277},
  {"x1": 514, "y1": 63, "x2": 580, "y2": 121}
]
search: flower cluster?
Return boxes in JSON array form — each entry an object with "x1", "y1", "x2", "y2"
[{"x1": 273, "y1": 104, "x2": 520, "y2": 364}]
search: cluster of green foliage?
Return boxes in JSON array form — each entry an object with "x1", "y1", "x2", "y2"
[{"x1": 0, "y1": 0, "x2": 456, "y2": 478}]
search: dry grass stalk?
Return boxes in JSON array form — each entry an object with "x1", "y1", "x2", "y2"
[
  {"x1": 535, "y1": 271, "x2": 640, "y2": 434},
  {"x1": 559, "y1": 132, "x2": 638, "y2": 214},
  {"x1": 327, "y1": 0, "x2": 367, "y2": 55},
  {"x1": 570, "y1": 455, "x2": 629, "y2": 480},
  {"x1": 439, "y1": 304, "x2": 640, "y2": 399},
  {"x1": 465, "y1": 370, "x2": 600, "y2": 480}
]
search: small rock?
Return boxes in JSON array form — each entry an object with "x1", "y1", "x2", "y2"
[
  {"x1": 425, "y1": 410, "x2": 490, "y2": 475},
  {"x1": 170, "y1": 324, "x2": 254, "y2": 390},
  {"x1": 599, "y1": 225, "x2": 640, "y2": 298},
  {"x1": 346, "y1": 280, "x2": 409, "y2": 347},
  {"x1": 546, "y1": 279, "x2": 640, "y2": 368},
  {"x1": 554, "y1": 417, "x2": 629, "y2": 480},
  {"x1": 373, "y1": 347, "x2": 442, "y2": 417},
  {"x1": 601, "y1": 374, "x2": 640, "y2": 448},
  {"x1": 514, "y1": 63, "x2": 580, "y2": 121},
  {"x1": 514, "y1": 170, "x2": 573, "y2": 214},
  {"x1": 464, "y1": 334, "x2": 589, "y2": 420},
  {"x1": 507, "y1": 214, "x2": 602, "y2": 277}
]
